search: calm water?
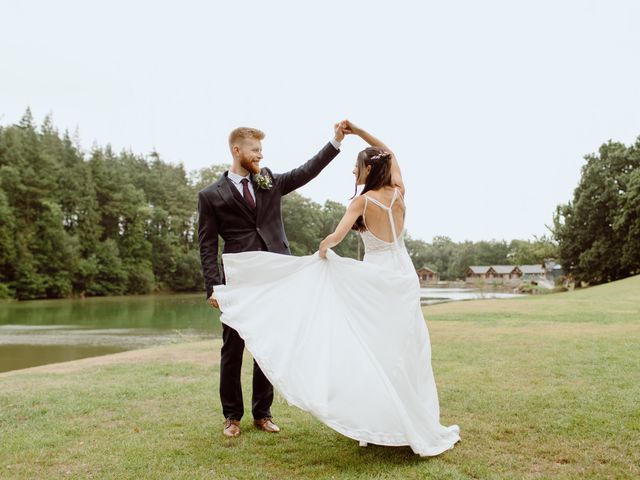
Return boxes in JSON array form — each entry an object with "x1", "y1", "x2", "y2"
[
  {"x1": 420, "y1": 287, "x2": 523, "y2": 305},
  {"x1": 0, "y1": 289, "x2": 522, "y2": 373},
  {"x1": 0, "y1": 293, "x2": 220, "y2": 373}
]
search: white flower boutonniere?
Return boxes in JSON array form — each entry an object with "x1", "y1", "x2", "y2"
[{"x1": 255, "y1": 173, "x2": 273, "y2": 190}]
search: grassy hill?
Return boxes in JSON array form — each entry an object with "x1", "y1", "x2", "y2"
[
  {"x1": 1, "y1": 277, "x2": 639, "y2": 479},
  {"x1": 424, "y1": 274, "x2": 640, "y2": 324}
]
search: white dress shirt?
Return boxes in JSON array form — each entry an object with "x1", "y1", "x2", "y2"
[{"x1": 227, "y1": 170, "x2": 256, "y2": 202}]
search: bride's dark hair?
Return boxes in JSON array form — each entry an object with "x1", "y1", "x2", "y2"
[{"x1": 351, "y1": 147, "x2": 393, "y2": 232}]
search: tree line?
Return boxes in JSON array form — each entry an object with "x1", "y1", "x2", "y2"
[
  {"x1": 406, "y1": 235, "x2": 558, "y2": 281},
  {"x1": 0, "y1": 110, "x2": 363, "y2": 300},
  {"x1": 2, "y1": 110, "x2": 635, "y2": 299}
]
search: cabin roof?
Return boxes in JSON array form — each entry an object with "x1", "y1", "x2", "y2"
[
  {"x1": 417, "y1": 266, "x2": 436, "y2": 274},
  {"x1": 491, "y1": 265, "x2": 518, "y2": 274},
  {"x1": 467, "y1": 266, "x2": 491, "y2": 274},
  {"x1": 520, "y1": 264, "x2": 546, "y2": 274}
]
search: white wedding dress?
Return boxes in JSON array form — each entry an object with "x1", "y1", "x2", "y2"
[{"x1": 215, "y1": 188, "x2": 460, "y2": 456}]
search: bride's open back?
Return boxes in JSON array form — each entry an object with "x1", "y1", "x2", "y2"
[{"x1": 362, "y1": 186, "x2": 405, "y2": 244}]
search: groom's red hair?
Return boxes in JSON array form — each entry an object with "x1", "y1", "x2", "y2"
[{"x1": 228, "y1": 127, "x2": 265, "y2": 149}]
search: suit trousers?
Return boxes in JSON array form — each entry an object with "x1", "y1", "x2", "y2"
[{"x1": 220, "y1": 323, "x2": 273, "y2": 420}]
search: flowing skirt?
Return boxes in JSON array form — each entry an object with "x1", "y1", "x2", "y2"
[{"x1": 215, "y1": 249, "x2": 460, "y2": 456}]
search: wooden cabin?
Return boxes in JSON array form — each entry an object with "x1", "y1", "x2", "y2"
[
  {"x1": 466, "y1": 261, "x2": 563, "y2": 285},
  {"x1": 466, "y1": 265, "x2": 522, "y2": 283},
  {"x1": 519, "y1": 264, "x2": 546, "y2": 279},
  {"x1": 416, "y1": 266, "x2": 439, "y2": 285},
  {"x1": 465, "y1": 266, "x2": 491, "y2": 281}
]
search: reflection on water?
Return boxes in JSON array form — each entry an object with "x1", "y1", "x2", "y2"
[
  {"x1": 420, "y1": 287, "x2": 524, "y2": 305},
  {"x1": 0, "y1": 326, "x2": 209, "y2": 347},
  {"x1": 0, "y1": 293, "x2": 220, "y2": 331},
  {"x1": 0, "y1": 288, "x2": 525, "y2": 373},
  {"x1": 0, "y1": 344, "x2": 127, "y2": 373},
  {"x1": 0, "y1": 293, "x2": 219, "y2": 373}
]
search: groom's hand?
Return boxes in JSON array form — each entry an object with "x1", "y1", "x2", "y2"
[
  {"x1": 340, "y1": 120, "x2": 358, "y2": 135},
  {"x1": 208, "y1": 293, "x2": 220, "y2": 309},
  {"x1": 333, "y1": 122, "x2": 347, "y2": 143}
]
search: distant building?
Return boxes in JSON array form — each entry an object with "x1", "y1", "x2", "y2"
[
  {"x1": 466, "y1": 266, "x2": 491, "y2": 280},
  {"x1": 465, "y1": 261, "x2": 563, "y2": 284},
  {"x1": 519, "y1": 264, "x2": 546, "y2": 279},
  {"x1": 490, "y1": 265, "x2": 523, "y2": 281},
  {"x1": 465, "y1": 265, "x2": 522, "y2": 283},
  {"x1": 543, "y1": 260, "x2": 565, "y2": 281},
  {"x1": 416, "y1": 267, "x2": 439, "y2": 285}
]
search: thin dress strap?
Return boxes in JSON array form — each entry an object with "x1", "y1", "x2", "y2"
[
  {"x1": 362, "y1": 188, "x2": 400, "y2": 242},
  {"x1": 388, "y1": 189, "x2": 399, "y2": 242},
  {"x1": 363, "y1": 195, "x2": 368, "y2": 228}
]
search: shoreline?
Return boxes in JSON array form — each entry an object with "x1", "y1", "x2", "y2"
[{"x1": 3, "y1": 274, "x2": 639, "y2": 377}]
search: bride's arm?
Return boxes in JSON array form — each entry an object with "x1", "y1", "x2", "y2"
[
  {"x1": 343, "y1": 120, "x2": 405, "y2": 196},
  {"x1": 319, "y1": 195, "x2": 366, "y2": 259}
]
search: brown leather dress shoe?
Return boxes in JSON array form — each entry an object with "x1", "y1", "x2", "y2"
[
  {"x1": 254, "y1": 417, "x2": 280, "y2": 433},
  {"x1": 223, "y1": 419, "x2": 241, "y2": 437}
]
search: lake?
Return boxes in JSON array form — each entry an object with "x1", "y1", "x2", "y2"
[
  {"x1": 0, "y1": 294, "x2": 219, "y2": 373},
  {"x1": 0, "y1": 288, "x2": 523, "y2": 373},
  {"x1": 420, "y1": 287, "x2": 524, "y2": 305}
]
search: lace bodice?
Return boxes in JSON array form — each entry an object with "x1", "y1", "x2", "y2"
[
  {"x1": 360, "y1": 230, "x2": 406, "y2": 253},
  {"x1": 359, "y1": 188, "x2": 406, "y2": 254}
]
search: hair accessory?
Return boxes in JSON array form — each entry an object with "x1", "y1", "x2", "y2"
[{"x1": 371, "y1": 152, "x2": 389, "y2": 161}]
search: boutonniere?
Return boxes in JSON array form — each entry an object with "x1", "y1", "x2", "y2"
[{"x1": 254, "y1": 173, "x2": 273, "y2": 190}]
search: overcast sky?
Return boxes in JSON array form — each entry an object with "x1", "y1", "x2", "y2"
[{"x1": 2, "y1": 0, "x2": 639, "y2": 242}]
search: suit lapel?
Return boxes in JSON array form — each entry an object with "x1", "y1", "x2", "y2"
[{"x1": 217, "y1": 172, "x2": 256, "y2": 223}]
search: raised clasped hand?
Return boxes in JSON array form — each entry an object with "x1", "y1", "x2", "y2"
[
  {"x1": 334, "y1": 122, "x2": 347, "y2": 142},
  {"x1": 340, "y1": 119, "x2": 358, "y2": 135}
]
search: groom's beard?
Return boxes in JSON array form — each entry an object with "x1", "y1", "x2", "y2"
[{"x1": 240, "y1": 156, "x2": 261, "y2": 175}]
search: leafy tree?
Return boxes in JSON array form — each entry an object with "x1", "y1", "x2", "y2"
[
  {"x1": 405, "y1": 235, "x2": 440, "y2": 273},
  {"x1": 618, "y1": 168, "x2": 640, "y2": 269},
  {"x1": 553, "y1": 138, "x2": 640, "y2": 283},
  {"x1": 192, "y1": 164, "x2": 229, "y2": 192},
  {"x1": 32, "y1": 200, "x2": 74, "y2": 298},
  {"x1": 0, "y1": 188, "x2": 16, "y2": 286},
  {"x1": 170, "y1": 250, "x2": 204, "y2": 291},
  {"x1": 508, "y1": 237, "x2": 558, "y2": 265},
  {"x1": 320, "y1": 200, "x2": 360, "y2": 259},
  {"x1": 89, "y1": 239, "x2": 128, "y2": 296},
  {"x1": 282, "y1": 192, "x2": 324, "y2": 256}
]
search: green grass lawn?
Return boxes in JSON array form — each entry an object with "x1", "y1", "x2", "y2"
[{"x1": 1, "y1": 276, "x2": 639, "y2": 479}]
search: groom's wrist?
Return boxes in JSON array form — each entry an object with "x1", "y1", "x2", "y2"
[{"x1": 330, "y1": 137, "x2": 341, "y2": 150}]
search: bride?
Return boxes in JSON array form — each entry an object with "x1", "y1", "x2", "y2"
[{"x1": 215, "y1": 121, "x2": 460, "y2": 456}]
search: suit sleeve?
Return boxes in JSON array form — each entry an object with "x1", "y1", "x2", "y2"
[
  {"x1": 198, "y1": 191, "x2": 222, "y2": 299},
  {"x1": 275, "y1": 142, "x2": 340, "y2": 196}
]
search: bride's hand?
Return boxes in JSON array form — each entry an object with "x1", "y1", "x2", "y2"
[
  {"x1": 319, "y1": 239, "x2": 330, "y2": 259},
  {"x1": 341, "y1": 120, "x2": 360, "y2": 136}
]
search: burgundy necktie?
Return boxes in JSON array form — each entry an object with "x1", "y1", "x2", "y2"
[{"x1": 240, "y1": 178, "x2": 256, "y2": 210}]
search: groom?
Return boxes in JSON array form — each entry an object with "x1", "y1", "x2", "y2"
[{"x1": 198, "y1": 124, "x2": 345, "y2": 437}]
